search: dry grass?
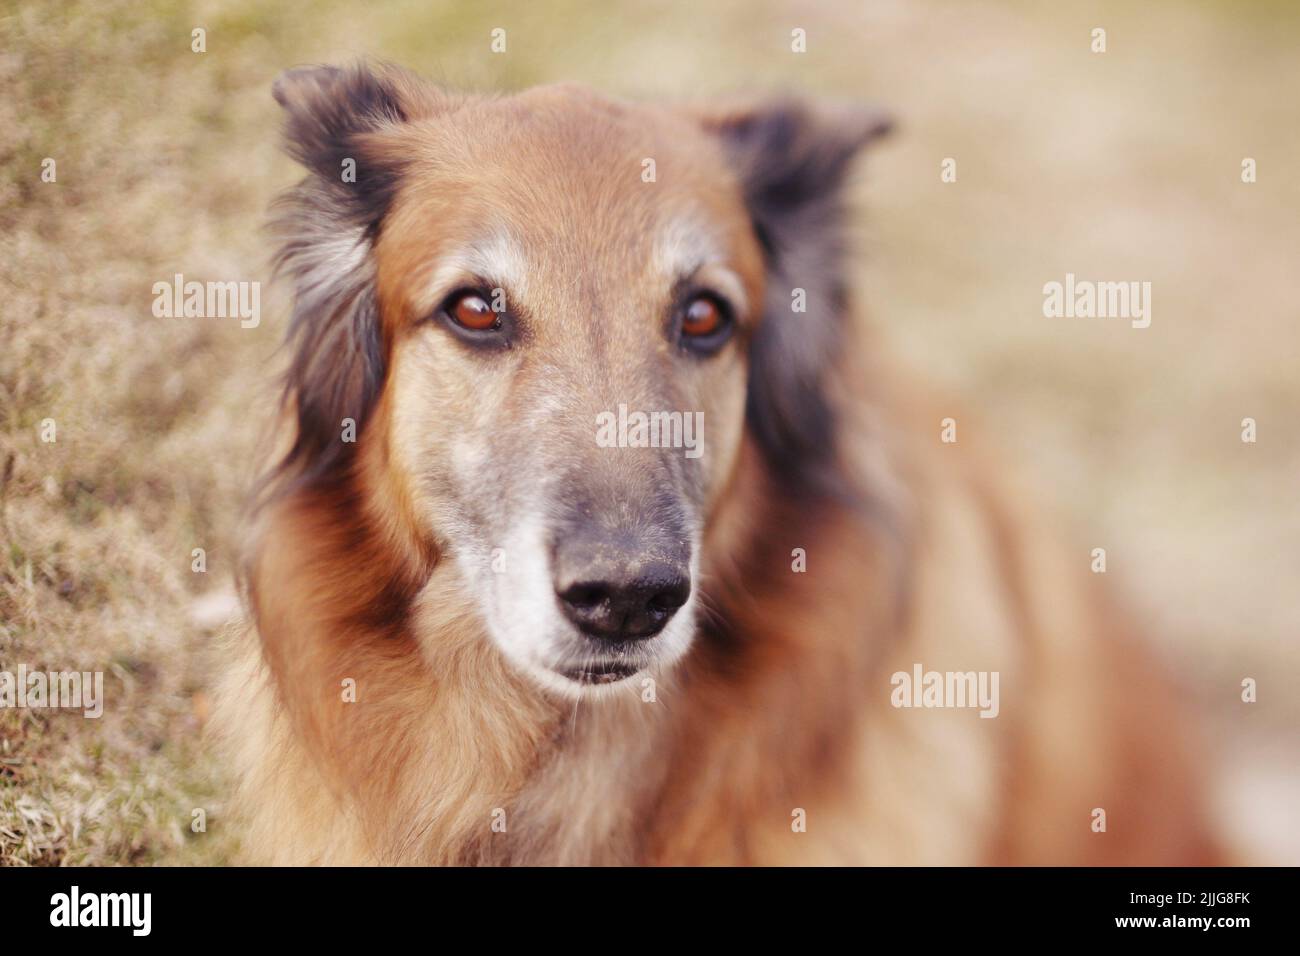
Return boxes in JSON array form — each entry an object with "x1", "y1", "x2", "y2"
[{"x1": 1, "y1": 0, "x2": 1296, "y2": 864}]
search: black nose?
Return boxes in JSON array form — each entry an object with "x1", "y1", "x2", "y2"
[
  {"x1": 556, "y1": 566, "x2": 690, "y2": 641},
  {"x1": 554, "y1": 556, "x2": 691, "y2": 643}
]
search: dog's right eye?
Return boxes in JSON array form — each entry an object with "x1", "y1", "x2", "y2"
[
  {"x1": 444, "y1": 291, "x2": 500, "y2": 331},
  {"x1": 676, "y1": 292, "x2": 735, "y2": 355}
]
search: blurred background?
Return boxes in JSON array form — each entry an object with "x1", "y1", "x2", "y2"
[{"x1": 1, "y1": 0, "x2": 1296, "y2": 864}]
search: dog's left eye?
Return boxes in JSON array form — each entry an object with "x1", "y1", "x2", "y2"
[
  {"x1": 434, "y1": 288, "x2": 514, "y2": 349},
  {"x1": 678, "y1": 293, "x2": 734, "y2": 354},
  {"x1": 445, "y1": 291, "x2": 500, "y2": 331}
]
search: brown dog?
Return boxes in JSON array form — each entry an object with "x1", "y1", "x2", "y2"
[{"x1": 217, "y1": 62, "x2": 1219, "y2": 864}]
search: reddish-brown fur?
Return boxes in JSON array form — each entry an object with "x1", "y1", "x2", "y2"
[{"x1": 217, "y1": 65, "x2": 1220, "y2": 865}]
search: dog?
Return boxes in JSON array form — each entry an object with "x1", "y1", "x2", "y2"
[{"x1": 216, "y1": 62, "x2": 1220, "y2": 865}]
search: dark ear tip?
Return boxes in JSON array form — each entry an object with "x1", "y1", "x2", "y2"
[
  {"x1": 272, "y1": 64, "x2": 344, "y2": 109},
  {"x1": 826, "y1": 102, "x2": 895, "y2": 147},
  {"x1": 864, "y1": 111, "x2": 896, "y2": 141},
  {"x1": 702, "y1": 97, "x2": 896, "y2": 154}
]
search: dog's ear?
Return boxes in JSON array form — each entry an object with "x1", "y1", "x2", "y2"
[
  {"x1": 272, "y1": 62, "x2": 439, "y2": 227},
  {"x1": 702, "y1": 100, "x2": 891, "y2": 490},
  {"x1": 268, "y1": 63, "x2": 442, "y2": 491}
]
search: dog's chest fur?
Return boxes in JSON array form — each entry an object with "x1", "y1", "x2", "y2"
[{"x1": 481, "y1": 695, "x2": 673, "y2": 865}]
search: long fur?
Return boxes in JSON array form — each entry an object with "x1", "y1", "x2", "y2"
[{"x1": 216, "y1": 64, "x2": 1220, "y2": 865}]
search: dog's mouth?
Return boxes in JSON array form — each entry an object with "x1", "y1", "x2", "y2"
[{"x1": 559, "y1": 661, "x2": 642, "y2": 685}]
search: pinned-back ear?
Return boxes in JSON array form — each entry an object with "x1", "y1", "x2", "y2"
[
  {"x1": 266, "y1": 62, "x2": 440, "y2": 494},
  {"x1": 703, "y1": 100, "x2": 892, "y2": 493}
]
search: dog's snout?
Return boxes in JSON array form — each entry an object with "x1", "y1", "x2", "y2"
[{"x1": 553, "y1": 539, "x2": 691, "y2": 642}]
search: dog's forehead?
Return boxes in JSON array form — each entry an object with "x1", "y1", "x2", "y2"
[
  {"x1": 470, "y1": 82, "x2": 723, "y2": 184},
  {"x1": 390, "y1": 86, "x2": 756, "y2": 285}
]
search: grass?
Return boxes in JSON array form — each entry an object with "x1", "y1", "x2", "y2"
[{"x1": 1, "y1": 0, "x2": 1297, "y2": 864}]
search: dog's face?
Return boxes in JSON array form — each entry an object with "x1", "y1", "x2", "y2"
[
  {"x1": 271, "y1": 65, "x2": 887, "y2": 696},
  {"x1": 374, "y1": 88, "x2": 764, "y2": 693}
]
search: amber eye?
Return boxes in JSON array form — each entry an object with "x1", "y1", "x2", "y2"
[
  {"x1": 678, "y1": 293, "x2": 733, "y2": 354},
  {"x1": 681, "y1": 295, "x2": 724, "y2": 338},
  {"x1": 446, "y1": 291, "x2": 499, "y2": 331}
]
